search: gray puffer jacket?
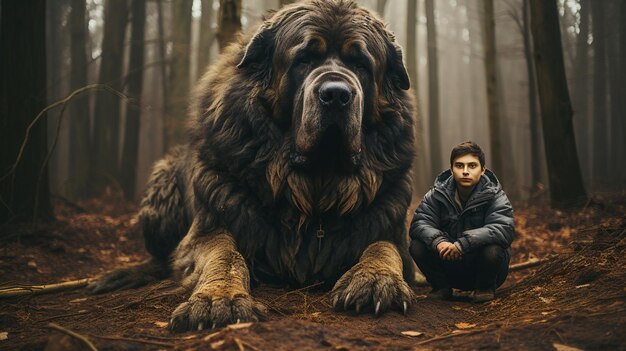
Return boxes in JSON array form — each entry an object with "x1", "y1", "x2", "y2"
[{"x1": 410, "y1": 169, "x2": 515, "y2": 253}]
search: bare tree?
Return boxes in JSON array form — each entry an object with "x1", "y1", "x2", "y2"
[
  {"x1": 607, "y1": 0, "x2": 623, "y2": 186},
  {"x1": 198, "y1": 0, "x2": 216, "y2": 76},
  {"x1": 93, "y1": 0, "x2": 129, "y2": 192},
  {"x1": 121, "y1": 0, "x2": 147, "y2": 200},
  {"x1": 572, "y1": 0, "x2": 590, "y2": 180},
  {"x1": 520, "y1": 0, "x2": 542, "y2": 192},
  {"x1": 529, "y1": 0, "x2": 587, "y2": 208},
  {"x1": 376, "y1": 0, "x2": 388, "y2": 17},
  {"x1": 615, "y1": 1, "x2": 626, "y2": 184},
  {"x1": 164, "y1": 0, "x2": 193, "y2": 150},
  {"x1": 425, "y1": 0, "x2": 442, "y2": 176},
  {"x1": 1, "y1": 0, "x2": 54, "y2": 222},
  {"x1": 69, "y1": 0, "x2": 90, "y2": 199},
  {"x1": 590, "y1": 0, "x2": 608, "y2": 187},
  {"x1": 481, "y1": 0, "x2": 503, "y2": 179},
  {"x1": 218, "y1": 0, "x2": 242, "y2": 51}
]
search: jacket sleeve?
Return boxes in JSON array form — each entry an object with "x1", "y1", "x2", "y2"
[
  {"x1": 456, "y1": 189, "x2": 515, "y2": 253},
  {"x1": 410, "y1": 189, "x2": 449, "y2": 251}
]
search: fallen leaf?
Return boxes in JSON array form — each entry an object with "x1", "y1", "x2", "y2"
[
  {"x1": 311, "y1": 312, "x2": 321, "y2": 317},
  {"x1": 0, "y1": 332, "x2": 7, "y2": 341},
  {"x1": 203, "y1": 332, "x2": 221, "y2": 341},
  {"x1": 154, "y1": 321, "x2": 168, "y2": 328},
  {"x1": 27, "y1": 261, "x2": 37, "y2": 268},
  {"x1": 226, "y1": 322, "x2": 253, "y2": 330},
  {"x1": 401, "y1": 331, "x2": 423, "y2": 337},
  {"x1": 69, "y1": 298, "x2": 87, "y2": 303},
  {"x1": 575, "y1": 284, "x2": 590, "y2": 289},
  {"x1": 553, "y1": 343, "x2": 583, "y2": 351},
  {"x1": 539, "y1": 297, "x2": 554, "y2": 304},
  {"x1": 454, "y1": 322, "x2": 476, "y2": 329},
  {"x1": 210, "y1": 340, "x2": 225, "y2": 349}
]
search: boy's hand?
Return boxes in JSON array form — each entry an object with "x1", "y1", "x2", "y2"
[{"x1": 436, "y1": 242, "x2": 462, "y2": 261}]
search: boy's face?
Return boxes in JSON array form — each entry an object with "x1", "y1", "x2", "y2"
[{"x1": 451, "y1": 154, "x2": 485, "y2": 190}]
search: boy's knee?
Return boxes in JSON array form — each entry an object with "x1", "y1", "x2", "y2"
[
  {"x1": 479, "y1": 244, "x2": 506, "y2": 265},
  {"x1": 409, "y1": 239, "x2": 428, "y2": 261}
]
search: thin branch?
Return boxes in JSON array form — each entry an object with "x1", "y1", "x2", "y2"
[
  {"x1": 0, "y1": 278, "x2": 91, "y2": 298},
  {"x1": 89, "y1": 334, "x2": 174, "y2": 348},
  {"x1": 415, "y1": 328, "x2": 489, "y2": 346},
  {"x1": 510, "y1": 257, "x2": 543, "y2": 271},
  {"x1": 47, "y1": 323, "x2": 98, "y2": 351},
  {"x1": 0, "y1": 84, "x2": 133, "y2": 184}
]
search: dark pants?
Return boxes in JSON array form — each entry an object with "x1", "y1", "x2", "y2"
[{"x1": 410, "y1": 240, "x2": 510, "y2": 291}]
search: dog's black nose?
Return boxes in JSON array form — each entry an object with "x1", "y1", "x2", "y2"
[{"x1": 319, "y1": 81, "x2": 352, "y2": 107}]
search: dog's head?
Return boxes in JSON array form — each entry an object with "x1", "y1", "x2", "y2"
[{"x1": 237, "y1": 0, "x2": 409, "y2": 173}]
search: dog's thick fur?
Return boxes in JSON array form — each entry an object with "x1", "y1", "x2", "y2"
[{"x1": 89, "y1": 0, "x2": 416, "y2": 332}]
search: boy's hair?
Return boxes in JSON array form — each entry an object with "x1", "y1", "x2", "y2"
[{"x1": 450, "y1": 141, "x2": 485, "y2": 168}]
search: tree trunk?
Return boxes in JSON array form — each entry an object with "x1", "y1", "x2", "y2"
[
  {"x1": 120, "y1": 0, "x2": 146, "y2": 201},
  {"x1": 425, "y1": 0, "x2": 442, "y2": 176},
  {"x1": 69, "y1": 0, "x2": 90, "y2": 199},
  {"x1": 376, "y1": 0, "x2": 388, "y2": 17},
  {"x1": 218, "y1": 0, "x2": 242, "y2": 51},
  {"x1": 0, "y1": 0, "x2": 54, "y2": 222},
  {"x1": 607, "y1": 0, "x2": 622, "y2": 187},
  {"x1": 93, "y1": 0, "x2": 129, "y2": 193},
  {"x1": 157, "y1": 0, "x2": 169, "y2": 155},
  {"x1": 406, "y1": 0, "x2": 428, "y2": 194},
  {"x1": 616, "y1": 1, "x2": 626, "y2": 186},
  {"x1": 522, "y1": 0, "x2": 543, "y2": 192},
  {"x1": 529, "y1": 0, "x2": 587, "y2": 208},
  {"x1": 590, "y1": 0, "x2": 608, "y2": 188},
  {"x1": 572, "y1": 0, "x2": 590, "y2": 182},
  {"x1": 481, "y1": 0, "x2": 503, "y2": 179},
  {"x1": 163, "y1": 0, "x2": 193, "y2": 151},
  {"x1": 46, "y1": 1, "x2": 65, "y2": 197},
  {"x1": 197, "y1": 0, "x2": 216, "y2": 77}
]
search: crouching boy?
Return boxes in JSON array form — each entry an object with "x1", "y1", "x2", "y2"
[{"x1": 410, "y1": 141, "x2": 515, "y2": 302}]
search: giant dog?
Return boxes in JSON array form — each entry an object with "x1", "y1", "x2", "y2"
[{"x1": 89, "y1": 0, "x2": 417, "y2": 332}]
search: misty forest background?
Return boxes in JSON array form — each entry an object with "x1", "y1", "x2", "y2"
[{"x1": 1, "y1": 0, "x2": 625, "y2": 224}]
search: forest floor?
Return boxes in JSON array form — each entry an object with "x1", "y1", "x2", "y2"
[{"x1": 1, "y1": 191, "x2": 625, "y2": 350}]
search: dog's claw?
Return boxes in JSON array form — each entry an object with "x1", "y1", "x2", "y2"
[
  {"x1": 212, "y1": 323, "x2": 216, "y2": 330},
  {"x1": 333, "y1": 295, "x2": 339, "y2": 309},
  {"x1": 403, "y1": 301, "x2": 408, "y2": 315},
  {"x1": 344, "y1": 293, "x2": 352, "y2": 310},
  {"x1": 375, "y1": 301, "x2": 381, "y2": 316},
  {"x1": 198, "y1": 322, "x2": 204, "y2": 331}
]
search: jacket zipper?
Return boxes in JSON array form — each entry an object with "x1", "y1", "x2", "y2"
[{"x1": 435, "y1": 188, "x2": 493, "y2": 216}]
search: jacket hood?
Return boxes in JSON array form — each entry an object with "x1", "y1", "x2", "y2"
[{"x1": 433, "y1": 168, "x2": 502, "y2": 199}]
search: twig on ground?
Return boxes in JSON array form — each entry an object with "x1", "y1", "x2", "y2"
[
  {"x1": 0, "y1": 279, "x2": 91, "y2": 298},
  {"x1": 234, "y1": 337, "x2": 245, "y2": 351},
  {"x1": 415, "y1": 328, "x2": 489, "y2": 346},
  {"x1": 37, "y1": 310, "x2": 90, "y2": 323},
  {"x1": 47, "y1": 323, "x2": 98, "y2": 351},
  {"x1": 269, "y1": 281, "x2": 324, "y2": 304},
  {"x1": 89, "y1": 334, "x2": 174, "y2": 347},
  {"x1": 510, "y1": 257, "x2": 544, "y2": 271}
]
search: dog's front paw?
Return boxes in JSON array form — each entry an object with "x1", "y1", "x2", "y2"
[
  {"x1": 330, "y1": 261, "x2": 413, "y2": 316},
  {"x1": 169, "y1": 292, "x2": 267, "y2": 332}
]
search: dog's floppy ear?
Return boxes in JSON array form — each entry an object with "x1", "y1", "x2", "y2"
[
  {"x1": 237, "y1": 23, "x2": 274, "y2": 69},
  {"x1": 386, "y1": 40, "x2": 410, "y2": 90}
]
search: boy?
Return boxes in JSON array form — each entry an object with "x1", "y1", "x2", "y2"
[{"x1": 410, "y1": 141, "x2": 515, "y2": 302}]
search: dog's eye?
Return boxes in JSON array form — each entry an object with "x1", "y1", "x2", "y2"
[
  {"x1": 351, "y1": 61, "x2": 370, "y2": 73},
  {"x1": 294, "y1": 56, "x2": 314, "y2": 67}
]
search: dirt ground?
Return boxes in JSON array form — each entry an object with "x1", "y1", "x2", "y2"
[{"x1": 1, "y1": 192, "x2": 625, "y2": 350}]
